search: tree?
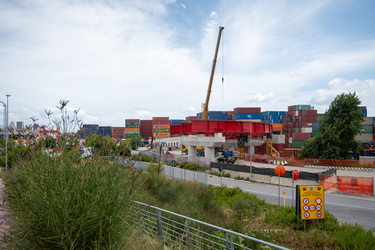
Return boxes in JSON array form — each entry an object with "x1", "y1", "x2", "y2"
[
  {"x1": 300, "y1": 92, "x2": 365, "y2": 159},
  {"x1": 129, "y1": 134, "x2": 142, "y2": 150}
]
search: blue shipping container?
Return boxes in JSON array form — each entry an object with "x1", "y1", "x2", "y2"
[{"x1": 235, "y1": 113, "x2": 261, "y2": 120}]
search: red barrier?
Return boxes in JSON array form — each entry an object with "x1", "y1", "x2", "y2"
[{"x1": 320, "y1": 175, "x2": 374, "y2": 195}]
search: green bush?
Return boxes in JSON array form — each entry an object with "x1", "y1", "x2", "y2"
[
  {"x1": 179, "y1": 162, "x2": 205, "y2": 171},
  {"x1": 5, "y1": 154, "x2": 139, "y2": 249}
]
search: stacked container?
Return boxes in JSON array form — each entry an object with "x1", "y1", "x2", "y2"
[
  {"x1": 261, "y1": 111, "x2": 286, "y2": 134},
  {"x1": 98, "y1": 126, "x2": 112, "y2": 137},
  {"x1": 197, "y1": 111, "x2": 228, "y2": 120},
  {"x1": 112, "y1": 127, "x2": 125, "y2": 141},
  {"x1": 358, "y1": 106, "x2": 367, "y2": 117},
  {"x1": 355, "y1": 117, "x2": 373, "y2": 142},
  {"x1": 153, "y1": 117, "x2": 170, "y2": 138},
  {"x1": 125, "y1": 119, "x2": 140, "y2": 138},
  {"x1": 283, "y1": 105, "x2": 317, "y2": 148},
  {"x1": 140, "y1": 120, "x2": 153, "y2": 140},
  {"x1": 233, "y1": 107, "x2": 262, "y2": 121},
  {"x1": 79, "y1": 124, "x2": 99, "y2": 139},
  {"x1": 272, "y1": 134, "x2": 286, "y2": 156}
]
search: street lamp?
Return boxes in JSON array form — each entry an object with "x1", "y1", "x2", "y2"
[
  {"x1": 5, "y1": 94, "x2": 10, "y2": 172},
  {"x1": 248, "y1": 115, "x2": 253, "y2": 181},
  {"x1": 0, "y1": 101, "x2": 6, "y2": 171}
]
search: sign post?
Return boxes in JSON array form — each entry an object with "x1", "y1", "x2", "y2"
[
  {"x1": 274, "y1": 165, "x2": 286, "y2": 206},
  {"x1": 297, "y1": 185, "x2": 325, "y2": 220},
  {"x1": 292, "y1": 170, "x2": 300, "y2": 206}
]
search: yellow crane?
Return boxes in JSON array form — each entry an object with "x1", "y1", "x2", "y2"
[{"x1": 201, "y1": 26, "x2": 224, "y2": 120}]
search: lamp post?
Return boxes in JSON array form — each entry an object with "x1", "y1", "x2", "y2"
[
  {"x1": 248, "y1": 115, "x2": 252, "y2": 181},
  {"x1": 0, "y1": 101, "x2": 6, "y2": 172},
  {"x1": 5, "y1": 95, "x2": 10, "y2": 172}
]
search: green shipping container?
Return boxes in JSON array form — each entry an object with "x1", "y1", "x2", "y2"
[
  {"x1": 312, "y1": 132, "x2": 322, "y2": 137},
  {"x1": 295, "y1": 105, "x2": 311, "y2": 111},
  {"x1": 292, "y1": 140, "x2": 305, "y2": 148},
  {"x1": 126, "y1": 125, "x2": 140, "y2": 128},
  {"x1": 125, "y1": 131, "x2": 140, "y2": 136},
  {"x1": 361, "y1": 125, "x2": 373, "y2": 133},
  {"x1": 153, "y1": 128, "x2": 170, "y2": 133}
]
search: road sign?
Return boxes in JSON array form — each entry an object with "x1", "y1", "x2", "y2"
[{"x1": 299, "y1": 185, "x2": 325, "y2": 220}]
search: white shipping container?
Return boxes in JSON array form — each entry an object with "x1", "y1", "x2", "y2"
[
  {"x1": 289, "y1": 137, "x2": 293, "y2": 144},
  {"x1": 301, "y1": 127, "x2": 313, "y2": 133},
  {"x1": 272, "y1": 134, "x2": 286, "y2": 144},
  {"x1": 355, "y1": 133, "x2": 373, "y2": 142},
  {"x1": 362, "y1": 117, "x2": 373, "y2": 125}
]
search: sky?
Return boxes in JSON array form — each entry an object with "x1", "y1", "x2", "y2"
[{"x1": 1, "y1": 0, "x2": 375, "y2": 128}]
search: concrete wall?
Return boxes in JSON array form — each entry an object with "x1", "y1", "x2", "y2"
[{"x1": 212, "y1": 167, "x2": 318, "y2": 187}]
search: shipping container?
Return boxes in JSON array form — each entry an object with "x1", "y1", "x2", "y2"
[
  {"x1": 360, "y1": 109, "x2": 367, "y2": 117},
  {"x1": 125, "y1": 128, "x2": 140, "y2": 132},
  {"x1": 153, "y1": 133, "x2": 171, "y2": 138},
  {"x1": 317, "y1": 113, "x2": 325, "y2": 121},
  {"x1": 292, "y1": 140, "x2": 306, "y2": 148},
  {"x1": 153, "y1": 128, "x2": 170, "y2": 133},
  {"x1": 362, "y1": 117, "x2": 373, "y2": 125},
  {"x1": 185, "y1": 116, "x2": 198, "y2": 122},
  {"x1": 125, "y1": 130, "x2": 140, "y2": 137},
  {"x1": 312, "y1": 131, "x2": 322, "y2": 137},
  {"x1": 153, "y1": 124, "x2": 170, "y2": 129},
  {"x1": 288, "y1": 105, "x2": 311, "y2": 112},
  {"x1": 301, "y1": 127, "x2": 313, "y2": 133},
  {"x1": 98, "y1": 126, "x2": 112, "y2": 137},
  {"x1": 272, "y1": 123, "x2": 283, "y2": 132},
  {"x1": 361, "y1": 125, "x2": 373, "y2": 133},
  {"x1": 312, "y1": 123, "x2": 320, "y2": 132},
  {"x1": 355, "y1": 133, "x2": 373, "y2": 142},
  {"x1": 272, "y1": 134, "x2": 286, "y2": 144},
  {"x1": 126, "y1": 124, "x2": 140, "y2": 128},
  {"x1": 140, "y1": 120, "x2": 153, "y2": 139},
  {"x1": 152, "y1": 117, "x2": 169, "y2": 122},
  {"x1": 292, "y1": 132, "x2": 312, "y2": 141},
  {"x1": 234, "y1": 113, "x2": 261, "y2": 120},
  {"x1": 125, "y1": 119, "x2": 140, "y2": 123},
  {"x1": 170, "y1": 119, "x2": 185, "y2": 125},
  {"x1": 234, "y1": 107, "x2": 261, "y2": 114},
  {"x1": 207, "y1": 116, "x2": 228, "y2": 120}
]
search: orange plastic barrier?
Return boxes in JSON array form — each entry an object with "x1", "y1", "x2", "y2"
[{"x1": 320, "y1": 175, "x2": 374, "y2": 195}]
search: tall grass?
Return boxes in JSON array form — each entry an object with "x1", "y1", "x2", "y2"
[{"x1": 5, "y1": 152, "x2": 140, "y2": 249}]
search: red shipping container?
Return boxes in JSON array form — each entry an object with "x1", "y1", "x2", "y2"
[
  {"x1": 288, "y1": 106, "x2": 296, "y2": 112},
  {"x1": 153, "y1": 117, "x2": 169, "y2": 121},
  {"x1": 125, "y1": 119, "x2": 140, "y2": 123},
  {"x1": 292, "y1": 132, "x2": 312, "y2": 141},
  {"x1": 300, "y1": 110, "x2": 317, "y2": 116},
  {"x1": 234, "y1": 107, "x2": 261, "y2": 114},
  {"x1": 300, "y1": 115, "x2": 317, "y2": 123}
]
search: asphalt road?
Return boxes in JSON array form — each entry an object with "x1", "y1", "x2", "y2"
[{"x1": 164, "y1": 166, "x2": 375, "y2": 232}]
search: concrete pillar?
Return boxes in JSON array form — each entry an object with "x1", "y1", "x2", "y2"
[
  {"x1": 204, "y1": 147, "x2": 215, "y2": 163},
  {"x1": 188, "y1": 146, "x2": 197, "y2": 162}
]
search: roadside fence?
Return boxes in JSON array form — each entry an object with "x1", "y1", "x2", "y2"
[{"x1": 130, "y1": 201, "x2": 289, "y2": 250}]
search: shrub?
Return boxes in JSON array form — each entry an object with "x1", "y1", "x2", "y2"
[{"x1": 5, "y1": 154, "x2": 139, "y2": 249}]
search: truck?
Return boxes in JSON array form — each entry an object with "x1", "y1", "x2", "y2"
[{"x1": 216, "y1": 151, "x2": 237, "y2": 164}]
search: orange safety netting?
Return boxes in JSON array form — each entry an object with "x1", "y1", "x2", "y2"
[{"x1": 320, "y1": 174, "x2": 374, "y2": 195}]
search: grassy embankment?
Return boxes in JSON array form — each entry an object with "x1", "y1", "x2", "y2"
[{"x1": 2, "y1": 152, "x2": 375, "y2": 249}]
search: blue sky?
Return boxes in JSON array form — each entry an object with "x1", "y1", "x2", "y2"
[{"x1": 1, "y1": 0, "x2": 375, "y2": 128}]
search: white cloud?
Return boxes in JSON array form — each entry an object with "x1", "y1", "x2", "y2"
[{"x1": 1, "y1": 0, "x2": 375, "y2": 128}]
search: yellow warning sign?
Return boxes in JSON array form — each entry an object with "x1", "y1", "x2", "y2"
[{"x1": 299, "y1": 185, "x2": 325, "y2": 220}]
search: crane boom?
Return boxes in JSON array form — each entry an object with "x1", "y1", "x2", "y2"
[{"x1": 202, "y1": 26, "x2": 224, "y2": 120}]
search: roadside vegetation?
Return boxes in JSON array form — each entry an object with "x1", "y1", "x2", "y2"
[{"x1": 3, "y1": 149, "x2": 374, "y2": 249}]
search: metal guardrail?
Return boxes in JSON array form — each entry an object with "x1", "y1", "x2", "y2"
[{"x1": 131, "y1": 201, "x2": 289, "y2": 250}]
